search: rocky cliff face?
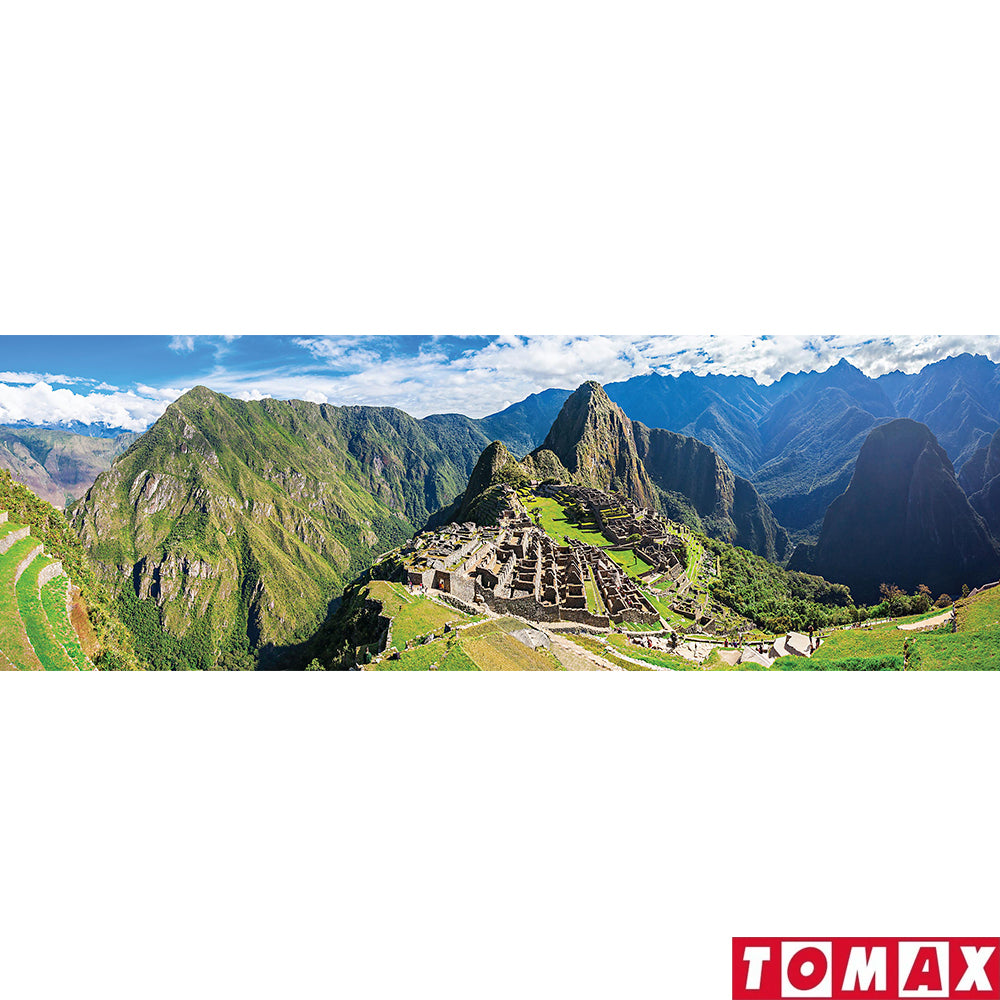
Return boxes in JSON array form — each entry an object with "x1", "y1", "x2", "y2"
[
  {"x1": 72, "y1": 387, "x2": 498, "y2": 665},
  {"x1": 524, "y1": 382, "x2": 657, "y2": 506},
  {"x1": 632, "y1": 423, "x2": 792, "y2": 562},
  {"x1": 961, "y1": 429, "x2": 1000, "y2": 539},
  {"x1": 789, "y1": 419, "x2": 1000, "y2": 602}
]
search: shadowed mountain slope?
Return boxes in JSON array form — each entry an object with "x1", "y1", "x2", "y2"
[{"x1": 788, "y1": 419, "x2": 1000, "y2": 603}]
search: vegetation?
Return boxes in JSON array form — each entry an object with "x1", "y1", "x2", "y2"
[
  {"x1": 16, "y1": 557, "x2": 76, "y2": 670},
  {"x1": 777, "y1": 655, "x2": 904, "y2": 671},
  {"x1": 0, "y1": 469, "x2": 142, "y2": 669}
]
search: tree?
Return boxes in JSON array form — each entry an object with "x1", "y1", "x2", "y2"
[
  {"x1": 935, "y1": 593, "x2": 951, "y2": 609},
  {"x1": 962, "y1": 584, "x2": 970, "y2": 599},
  {"x1": 306, "y1": 658, "x2": 324, "y2": 671}
]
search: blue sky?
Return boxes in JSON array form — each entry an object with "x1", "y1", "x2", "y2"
[{"x1": 0, "y1": 334, "x2": 995, "y2": 431}]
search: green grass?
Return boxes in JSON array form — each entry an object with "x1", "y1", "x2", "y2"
[
  {"x1": 459, "y1": 617, "x2": 524, "y2": 639},
  {"x1": 40, "y1": 577, "x2": 89, "y2": 669},
  {"x1": 809, "y1": 622, "x2": 907, "y2": 663},
  {"x1": 957, "y1": 586, "x2": 1000, "y2": 633},
  {"x1": 904, "y1": 588, "x2": 1000, "y2": 669},
  {"x1": 371, "y1": 619, "x2": 561, "y2": 671},
  {"x1": 585, "y1": 566, "x2": 606, "y2": 615},
  {"x1": 464, "y1": 631, "x2": 562, "y2": 671},
  {"x1": 606, "y1": 549, "x2": 653, "y2": 577},
  {"x1": 0, "y1": 536, "x2": 45, "y2": 670},
  {"x1": 372, "y1": 635, "x2": 479, "y2": 671},
  {"x1": 16, "y1": 557, "x2": 75, "y2": 670},
  {"x1": 525, "y1": 493, "x2": 653, "y2": 580},
  {"x1": 526, "y1": 495, "x2": 609, "y2": 547},
  {"x1": 367, "y1": 580, "x2": 477, "y2": 649},
  {"x1": 908, "y1": 632, "x2": 1000, "y2": 670}
]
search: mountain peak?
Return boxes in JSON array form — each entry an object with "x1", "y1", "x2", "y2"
[
  {"x1": 529, "y1": 381, "x2": 656, "y2": 506},
  {"x1": 794, "y1": 418, "x2": 999, "y2": 601}
]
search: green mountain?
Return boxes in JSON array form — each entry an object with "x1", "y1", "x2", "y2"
[
  {"x1": 431, "y1": 440, "x2": 530, "y2": 527},
  {"x1": 71, "y1": 386, "x2": 514, "y2": 668},
  {"x1": 0, "y1": 425, "x2": 138, "y2": 509},
  {"x1": 789, "y1": 419, "x2": 1000, "y2": 602}
]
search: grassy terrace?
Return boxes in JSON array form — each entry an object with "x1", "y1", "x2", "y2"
[
  {"x1": 16, "y1": 557, "x2": 75, "y2": 671},
  {"x1": 41, "y1": 577, "x2": 88, "y2": 669},
  {"x1": 0, "y1": 535, "x2": 44, "y2": 670},
  {"x1": 907, "y1": 586, "x2": 1000, "y2": 670},
  {"x1": 371, "y1": 613, "x2": 562, "y2": 671},
  {"x1": 367, "y1": 580, "x2": 480, "y2": 650},
  {"x1": 524, "y1": 493, "x2": 654, "y2": 579}
]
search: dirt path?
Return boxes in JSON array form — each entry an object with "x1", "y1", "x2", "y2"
[
  {"x1": 549, "y1": 633, "x2": 624, "y2": 671},
  {"x1": 898, "y1": 609, "x2": 953, "y2": 631}
]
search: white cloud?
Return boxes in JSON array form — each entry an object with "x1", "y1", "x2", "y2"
[
  {"x1": 169, "y1": 336, "x2": 197, "y2": 353},
  {"x1": 174, "y1": 334, "x2": 1000, "y2": 419},
  {"x1": 0, "y1": 381, "x2": 175, "y2": 432},
  {"x1": 4, "y1": 335, "x2": 1000, "y2": 431},
  {"x1": 294, "y1": 337, "x2": 381, "y2": 371}
]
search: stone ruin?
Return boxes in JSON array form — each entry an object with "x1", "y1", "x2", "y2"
[{"x1": 402, "y1": 510, "x2": 660, "y2": 627}]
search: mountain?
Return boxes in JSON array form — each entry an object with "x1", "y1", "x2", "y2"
[
  {"x1": 522, "y1": 382, "x2": 791, "y2": 561},
  {"x1": 71, "y1": 387, "x2": 511, "y2": 668},
  {"x1": 788, "y1": 419, "x2": 1000, "y2": 602},
  {"x1": 890, "y1": 354, "x2": 1000, "y2": 470},
  {"x1": 750, "y1": 387, "x2": 890, "y2": 536},
  {"x1": 0, "y1": 425, "x2": 138, "y2": 509},
  {"x1": 598, "y1": 354, "x2": 1000, "y2": 541},
  {"x1": 631, "y1": 423, "x2": 792, "y2": 561},
  {"x1": 524, "y1": 382, "x2": 658, "y2": 507},
  {"x1": 431, "y1": 440, "x2": 529, "y2": 526},
  {"x1": 2, "y1": 419, "x2": 139, "y2": 438},
  {"x1": 960, "y1": 429, "x2": 1000, "y2": 539},
  {"x1": 476, "y1": 388, "x2": 573, "y2": 457},
  {"x1": 605, "y1": 372, "x2": 769, "y2": 476}
]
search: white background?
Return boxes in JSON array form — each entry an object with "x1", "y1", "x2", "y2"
[{"x1": 1, "y1": 2, "x2": 999, "y2": 998}]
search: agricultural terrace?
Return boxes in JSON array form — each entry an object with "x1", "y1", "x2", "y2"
[
  {"x1": 0, "y1": 519, "x2": 85, "y2": 670},
  {"x1": 16, "y1": 557, "x2": 75, "y2": 671}
]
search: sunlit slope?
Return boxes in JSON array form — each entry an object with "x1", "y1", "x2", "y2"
[{"x1": 0, "y1": 512, "x2": 89, "y2": 670}]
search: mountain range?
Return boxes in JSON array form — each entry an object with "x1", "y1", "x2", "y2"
[{"x1": 5, "y1": 349, "x2": 1000, "y2": 669}]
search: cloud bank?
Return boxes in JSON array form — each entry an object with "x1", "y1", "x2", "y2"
[{"x1": 3, "y1": 334, "x2": 999, "y2": 429}]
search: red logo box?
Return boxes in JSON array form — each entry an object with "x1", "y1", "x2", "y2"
[{"x1": 733, "y1": 939, "x2": 1000, "y2": 999}]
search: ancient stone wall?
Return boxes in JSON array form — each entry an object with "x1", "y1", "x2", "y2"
[
  {"x1": 37, "y1": 561, "x2": 64, "y2": 589},
  {"x1": 0, "y1": 525, "x2": 30, "y2": 555},
  {"x1": 13, "y1": 544, "x2": 42, "y2": 584}
]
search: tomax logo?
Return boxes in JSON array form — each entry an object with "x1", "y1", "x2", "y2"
[{"x1": 732, "y1": 939, "x2": 1000, "y2": 999}]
